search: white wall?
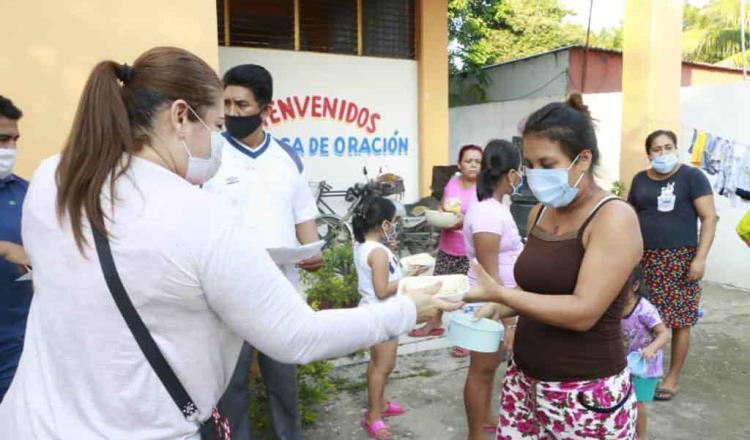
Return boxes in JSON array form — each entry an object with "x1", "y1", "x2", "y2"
[
  {"x1": 449, "y1": 85, "x2": 750, "y2": 289},
  {"x1": 448, "y1": 95, "x2": 561, "y2": 160},
  {"x1": 219, "y1": 47, "x2": 420, "y2": 203},
  {"x1": 680, "y1": 82, "x2": 750, "y2": 290},
  {"x1": 448, "y1": 93, "x2": 622, "y2": 189},
  {"x1": 580, "y1": 93, "x2": 623, "y2": 190}
]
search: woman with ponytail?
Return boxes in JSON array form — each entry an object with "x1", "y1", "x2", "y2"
[
  {"x1": 460, "y1": 140, "x2": 524, "y2": 439},
  {"x1": 0, "y1": 48, "x2": 457, "y2": 439},
  {"x1": 352, "y1": 197, "x2": 409, "y2": 439}
]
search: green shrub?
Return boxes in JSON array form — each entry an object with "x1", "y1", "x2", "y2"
[
  {"x1": 247, "y1": 359, "x2": 338, "y2": 432},
  {"x1": 302, "y1": 243, "x2": 360, "y2": 310},
  {"x1": 249, "y1": 242, "x2": 360, "y2": 431},
  {"x1": 611, "y1": 180, "x2": 627, "y2": 197}
]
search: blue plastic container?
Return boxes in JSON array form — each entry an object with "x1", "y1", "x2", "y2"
[
  {"x1": 627, "y1": 352, "x2": 648, "y2": 377},
  {"x1": 632, "y1": 376, "x2": 659, "y2": 402},
  {"x1": 447, "y1": 314, "x2": 504, "y2": 353}
]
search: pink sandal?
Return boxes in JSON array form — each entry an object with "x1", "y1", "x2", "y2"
[
  {"x1": 381, "y1": 401, "x2": 406, "y2": 417},
  {"x1": 450, "y1": 346, "x2": 470, "y2": 358},
  {"x1": 482, "y1": 424, "x2": 497, "y2": 433},
  {"x1": 407, "y1": 327, "x2": 445, "y2": 337},
  {"x1": 361, "y1": 416, "x2": 392, "y2": 439}
]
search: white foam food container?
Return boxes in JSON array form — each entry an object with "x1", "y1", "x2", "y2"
[
  {"x1": 397, "y1": 274, "x2": 468, "y2": 303},
  {"x1": 399, "y1": 253, "x2": 435, "y2": 276},
  {"x1": 425, "y1": 210, "x2": 460, "y2": 229}
]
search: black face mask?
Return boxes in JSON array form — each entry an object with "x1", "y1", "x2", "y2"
[{"x1": 225, "y1": 113, "x2": 263, "y2": 139}]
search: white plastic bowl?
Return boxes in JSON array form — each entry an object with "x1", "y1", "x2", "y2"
[
  {"x1": 447, "y1": 314, "x2": 504, "y2": 353},
  {"x1": 425, "y1": 210, "x2": 459, "y2": 229},
  {"x1": 397, "y1": 274, "x2": 468, "y2": 302}
]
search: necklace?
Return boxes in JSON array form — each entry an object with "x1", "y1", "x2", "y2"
[{"x1": 549, "y1": 186, "x2": 598, "y2": 235}]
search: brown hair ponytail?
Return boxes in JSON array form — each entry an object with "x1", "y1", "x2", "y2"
[
  {"x1": 55, "y1": 61, "x2": 133, "y2": 252},
  {"x1": 565, "y1": 92, "x2": 593, "y2": 122},
  {"x1": 55, "y1": 47, "x2": 222, "y2": 252}
]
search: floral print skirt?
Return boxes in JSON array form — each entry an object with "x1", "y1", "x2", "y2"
[
  {"x1": 641, "y1": 247, "x2": 701, "y2": 328},
  {"x1": 495, "y1": 362, "x2": 636, "y2": 440}
]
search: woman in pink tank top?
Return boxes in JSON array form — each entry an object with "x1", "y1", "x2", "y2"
[{"x1": 409, "y1": 144, "x2": 481, "y2": 338}]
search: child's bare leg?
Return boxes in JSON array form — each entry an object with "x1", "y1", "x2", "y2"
[
  {"x1": 367, "y1": 340, "x2": 398, "y2": 423},
  {"x1": 636, "y1": 402, "x2": 647, "y2": 439}
]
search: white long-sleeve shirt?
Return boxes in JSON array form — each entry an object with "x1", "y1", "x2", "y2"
[{"x1": 0, "y1": 156, "x2": 416, "y2": 439}]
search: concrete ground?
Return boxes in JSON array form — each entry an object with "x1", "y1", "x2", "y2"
[{"x1": 304, "y1": 283, "x2": 750, "y2": 439}]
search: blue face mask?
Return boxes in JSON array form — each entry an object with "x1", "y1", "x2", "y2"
[
  {"x1": 651, "y1": 153, "x2": 679, "y2": 174},
  {"x1": 525, "y1": 155, "x2": 585, "y2": 208}
]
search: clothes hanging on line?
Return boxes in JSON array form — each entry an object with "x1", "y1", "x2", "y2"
[{"x1": 687, "y1": 128, "x2": 750, "y2": 204}]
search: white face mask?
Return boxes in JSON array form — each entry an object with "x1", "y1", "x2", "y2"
[
  {"x1": 508, "y1": 168, "x2": 523, "y2": 195},
  {"x1": 0, "y1": 149, "x2": 16, "y2": 180},
  {"x1": 182, "y1": 107, "x2": 223, "y2": 185}
]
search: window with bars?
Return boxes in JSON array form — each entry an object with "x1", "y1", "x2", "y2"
[
  {"x1": 217, "y1": 0, "x2": 225, "y2": 45},
  {"x1": 300, "y1": 0, "x2": 358, "y2": 55},
  {"x1": 217, "y1": 0, "x2": 415, "y2": 60},
  {"x1": 223, "y1": 0, "x2": 295, "y2": 50},
  {"x1": 363, "y1": 0, "x2": 415, "y2": 59}
]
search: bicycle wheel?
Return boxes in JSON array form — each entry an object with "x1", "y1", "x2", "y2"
[{"x1": 315, "y1": 215, "x2": 352, "y2": 249}]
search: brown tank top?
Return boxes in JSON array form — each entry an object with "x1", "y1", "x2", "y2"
[{"x1": 513, "y1": 196, "x2": 627, "y2": 381}]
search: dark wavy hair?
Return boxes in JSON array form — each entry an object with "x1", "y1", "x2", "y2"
[
  {"x1": 477, "y1": 139, "x2": 521, "y2": 201},
  {"x1": 352, "y1": 197, "x2": 396, "y2": 243},
  {"x1": 522, "y1": 93, "x2": 599, "y2": 168},
  {"x1": 625, "y1": 264, "x2": 648, "y2": 297},
  {"x1": 645, "y1": 129, "x2": 677, "y2": 154}
]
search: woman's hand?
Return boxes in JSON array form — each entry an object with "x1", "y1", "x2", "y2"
[
  {"x1": 464, "y1": 261, "x2": 501, "y2": 303},
  {"x1": 472, "y1": 302, "x2": 517, "y2": 320},
  {"x1": 404, "y1": 282, "x2": 463, "y2": 323},
  {"x1": 451, "y1": 212, "x2": 465, "y2": 230},
  {"x1": 640, "y1": 345, "x2": 658, "y2": 360},
  {"x1": 298, "y1": 253, "x2": 324, "y2": 272},
  {"x1": 404, "y1": 265, "x2": 431, "y2": 277},
  {"x1": 502, "y1": 325, "x2": 515, "y2": 358},
  {"x1": 473, "y1": 303, "x2": 502, "y2": 321},
  {"x1": 687, "y1": 257, "x2": 706, "y2": 282},
  {"x1": 0, "y1": 241, "x2": 29, "y2": 267}
]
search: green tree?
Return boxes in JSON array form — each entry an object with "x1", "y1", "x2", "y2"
[
  {"x1": 448, "y1": 0, "x2": 504, "y2": 73},
  {"x1": 448, "y1": 0, "x2": 622, "y2": 73},
  {"x1": 592, "y1": 26, "x2": 623, "y2": 50},
  {"x1": 683, "y1": 0, "x2": 750, "y2": 65},
  {"x1": 485, "y1": 0, "x2": 588, "y2": 64}
]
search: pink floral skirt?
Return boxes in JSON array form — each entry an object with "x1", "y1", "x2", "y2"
[{"x1": 496, "y1": 362, "x2": 636, "y2": 439}]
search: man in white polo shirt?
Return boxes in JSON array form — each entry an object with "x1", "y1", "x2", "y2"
[{"x1": 204, "y1": 64, "x2": 322, "y2": 440}]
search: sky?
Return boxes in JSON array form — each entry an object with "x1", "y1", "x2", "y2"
[{"x1": 560, "y1": 0, "x2": 713, "y2": 31}]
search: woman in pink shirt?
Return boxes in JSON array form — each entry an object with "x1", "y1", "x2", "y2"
[
  {"x1": 462, "y1": 139, "x2": 523, "y2": 438},
  {"x1": 409, "y1": 144, "x2": 481, "y2": 339}
]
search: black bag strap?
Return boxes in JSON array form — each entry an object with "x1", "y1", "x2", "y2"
[{"x1": 92, "y1": 228, "x2": 199, "y2": 420}]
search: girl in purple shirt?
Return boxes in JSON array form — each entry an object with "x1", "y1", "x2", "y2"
[{"x1": 621, "y1": 266, "x2": 669, "y2": 440}]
